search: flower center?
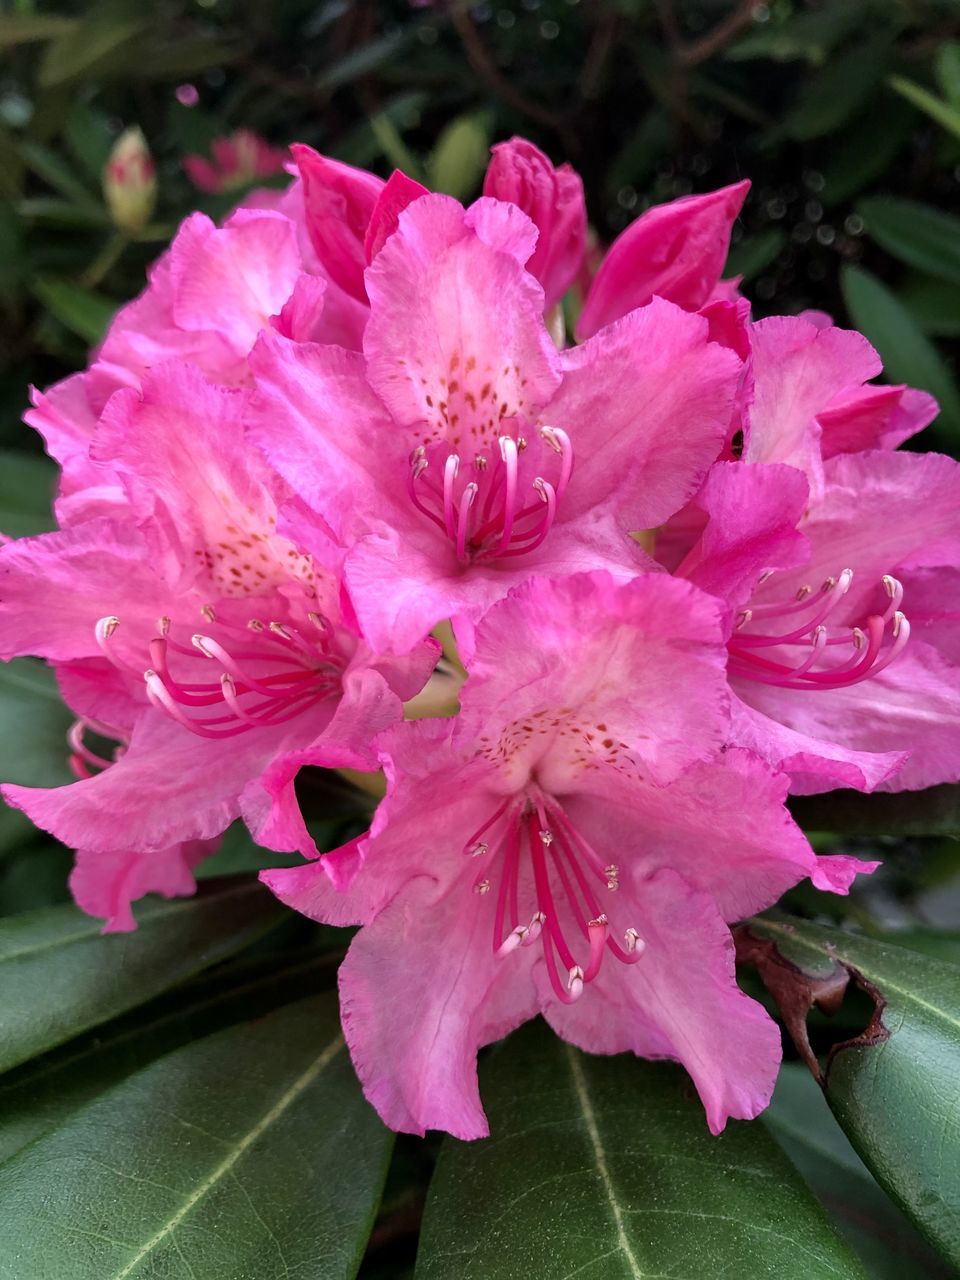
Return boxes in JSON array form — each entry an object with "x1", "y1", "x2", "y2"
[
  {"x1": 729, "y1": 568, "x2": 909, "y2": 690},
  {"x1": 406, "y1": 424, "x2": 573, "y2": 564},
  {"x1": 465, "y1": 787, "x2": 643, "y2": 1003},
  {"x1": 94, "y1": 606, "x2": 343, "y2": 739}
]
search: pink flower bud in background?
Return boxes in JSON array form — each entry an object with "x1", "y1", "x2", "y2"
[
  {"x1": 183, "y1": 129, "x2": 288, "y2": 195},
  {"x1": 103, "y1": 127, "x2": 157, "y2": 234},
  {"x1": 483, "y1": 137, "x2": 587, "y2": 308}
]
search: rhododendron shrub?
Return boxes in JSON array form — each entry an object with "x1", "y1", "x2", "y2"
[{"x1": 3, "y1": 135, "x2": 959, "y2": 1168}]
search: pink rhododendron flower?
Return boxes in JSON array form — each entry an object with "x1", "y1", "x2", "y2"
[
  {"x1": 482, "y1": 137, "x2": 586, "y2": 307},
  {"x1": 0, "y1": 363, "x2": 435, "y2": 930},
  {"x1": 293, "y1": 137, "x2": 586, "y2": 311},
  {"x1": 249, "y1": 192, "x2": 741, "y2": 655},
  {"x1": 664, "y1": 314, "x2": 960, "y2": 795},
  {"x1": 263, "y1": 573, "x2": 873, "y2": 1138},
  {"x1": 577, "y1": 180, "x2": 750, "y2": 339},
  {"x1": 183, "y1": 129, "x2": 288, "y2": 194}
]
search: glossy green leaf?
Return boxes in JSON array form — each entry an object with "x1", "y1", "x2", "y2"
[
  {"x1": 0, "y1": 658, "x2": 74, "y2": 787},
  {"x1": 428, "y1": 113, "x2": 492, "y2": 202},
  {"x1": 30, "y1": 277, "x2": 116, "y2": 345},
  {"x1": 889, "y1": 75, "x2": 960, "y2": 142},
  {"x1": 840, "y1": 265, "x2": 960, "y2": 436},
  {"x1": 725, "y1": 3, "x2": 860, "y2": 65},
  {"x1": 746, "y1": 915, "x2": 960, "y2": 1267},
  {"x1": 857, "y1": 198, "x2": 960, "y2": 287},
  {"x1": 765, "y1": 1064, "x2": 948, "y2": 1278},
  {"x1": 789, "y1": 782, "x2": 960, "y2": 837},
  {"x1": 417, "y1": 1020, "x2": 863, "y2": 1279},
  {"x1": 0, "y1": 995, "x2": 392, "y2": 1279},
  {"x1": 0, "y1": 877, "x2": 283, "y2": 1073},
  {"x1": 820, "y1": 99, "x2": 914, "y2": 206},
  {"x1": 0, "y1": 943, "x2": 340, "y2": 1165},
  {"x1": 0, "y1": 450, "x2": 55, "y2": 538},
  {"x1": 17, "y1": 139, "x2": 102, "y2": 213}
]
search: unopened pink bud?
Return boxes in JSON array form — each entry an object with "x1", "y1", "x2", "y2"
[{"x1": 103, "y1": 127, "x2": 157, "y2": 234}]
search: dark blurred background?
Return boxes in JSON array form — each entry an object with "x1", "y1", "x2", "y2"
[{"x1": 1, "y1": 0, "x2": 959, "y2": 453}]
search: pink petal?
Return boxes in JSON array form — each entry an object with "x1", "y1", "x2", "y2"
[
  {"x1": 364, "y1": 169, "x2": 429, "y2": 264},
  {"x1": 293, "y1": 145, "x2": 384, "y2": 302},
  {"x1": 819, "y1": 384, "x2": 938, "y2": 457},
  {"x1": 543, "y1": 867, "x2": 782, "y2": 1134},
  {"x1": 70, "y1": 838, "x2": 214, "y2": 932},
  {"x1": 483, "y1": 137, "x2": 587, "y2": 307},
  {"x1": 551, "y1": 298, "x2": 742, "y2": 528},
  {"x1": 363, "y1": 193, "x2": 561, "y2": 446},
  {"x1": 577, "y1": 180, "x2": 750, "y2": 339}
]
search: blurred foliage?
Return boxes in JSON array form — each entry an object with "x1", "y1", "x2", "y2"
[
  {"x1": 2, "y1": 2, "x2": 960, "y2": 1277},
  {"x1": 0, "y1": 0, "x2": 959, "y2": 447}
]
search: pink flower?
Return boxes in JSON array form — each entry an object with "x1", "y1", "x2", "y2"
[
  {"x1": 249, "y1": 193, "x2": 741, "y2": 655},
  {"x1": 577, "y1": 180, "x2": 750, "y2": 340},
  {"x1": 482, "y1": 137, "x2": 586, "y2": 307},
  {"x1": 183, "y1": 129, "x2": 288, "y2": 194},
  {"x1": 666, "y1": 314, "x2": 960, "y2": 795},
  {"x1": 0, "y1": 363, "x2": 435, "y2": 930},
  {"x1": 263, "y1": 573, "x2": 872, "y2": 1138}
]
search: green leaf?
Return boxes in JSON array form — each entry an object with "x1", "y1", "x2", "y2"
[
  {"x1": 936, "y1": 42, "x2": 960, "y2": 109},
  {"x1": 37, "y1": 3, "x2": 147, "y2": 88},
  {"x1": 901, "y1": 276, "x2": 960, "y2": 339},
  {"x1": 725, "y1": 228, "x2": 786, "y2": 281},
  {"x1": 0, "y1": 877, "x2": 283, "y2": 1073},
  {"x1": 789, "y1": 782, "x2": 960, "y2": 837},
  {"x1": 765, "y1": 1064, "x2": 948, "y2": 1278},
  {"x1": 427, "y1": 113, "x2": 492, "y2": 202},
  {"x1": 0, "y1": 15, "x2": 76, "y2": 48},
  {"x1": 0, "y1": 943, "x2": 340, "y2": 1165},
  {"x1": 0, "y1": 659, "x2": 74, "y2": 787},
  {"x1": 889, "y1": 74, "x2": 960, "y2": 142},
  {"x1": 840, "y1": 265, "x2": 960, "y2": 437},
  {"x1": 820, "y1": 99, "x2": 914, "y2": 206},
  {"x1": 417, "y1": 1020, "x2": 863, "y2": 1279},
  {"x1": 745, "y1": 915, "x2": 960, "y2": 1267},
  {"x1": 857, "y1": 198, "x2": 960, "y2": 287},
  {"x1": 17, "y1": 139, "x2": 102, "y2": 213},
  {"x1": 135, "y1": 36, "x2": 248, "y2": 79},
  {"x1": 776, "y1": 36, "x2": 891, "y2": 141},
  {"x1": 0, "y1": 995, "x2": 392, "y2": 1280},
  {"x1": 0, "y1": 450, "x2": 55, "y2": 538},
  {"x1": 30, "y1": 277, "x2": 117, "y2": 345},
  {"x1": 316, "y1": 29, "x2": 410, "y2": 92},
  {"x1": 725, "y1": 3, "x2": 860, "y2": 66}
]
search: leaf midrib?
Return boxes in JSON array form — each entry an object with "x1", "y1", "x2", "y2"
[{"x1": 112, "y1": 1033, "x2": 345, "y2": 1279}]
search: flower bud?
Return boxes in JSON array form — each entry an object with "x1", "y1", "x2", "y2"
[
  {"x1": 103, "y1": 127, "x2": 157, "y2": 234},
  {"x1": 483, "y1": 138, "x2": 587, "y2": 309}
]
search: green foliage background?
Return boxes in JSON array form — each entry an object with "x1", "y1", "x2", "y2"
[{"x1": 1, "y1": 2, "x2": 959, "y2": 1277}]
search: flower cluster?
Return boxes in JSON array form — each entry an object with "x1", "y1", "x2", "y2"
[{"x1": 3, "y1": 138, "x2": 959, "y2": 1140}]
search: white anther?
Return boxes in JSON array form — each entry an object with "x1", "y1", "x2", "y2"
[
  {"x1": 883, "y1": 574, "x2": 899, "y2": 598},
  {"x1": 409, "y1": 445, "x2": 425, "y2": 465},
  {"x1": 796, "y1": 585, "x2": 812, "y2": 601},
  {"x1": 540, "y1": 425, "x2": 563, "y2": 454},
  {"x1": 157, "y1": 616, "x2": 171, "y2": 636},
  {"x1": 411, "y1": 456, "x2": 428, "y2": 481},
  {"x1": 893, "y1": 610, "x2": 906, "y2": 638},
  {"x1": 308, "y1": 611, "x2": 329, "y2": 631},
  {"x1": 567, "y1": 965, "x2": 584, "y2": 999},
  {"x1": 474, "y1": 879, "x2": 491, "y2": 896},
  {"x1": 192, "y1": 634, "x2": 215, "y2": 658},
  {"x1": 268, "y1": 622, "x2": 293, "y2": 640},
  {"x1": 523, "y1": 912, "x2": 546, "y2": 945},
  {"x1": 533, "y1": 476, "x2": 549, "y2": 503},
  {"x1": 200, "y1": 604, "x2": 217, "y2": 622},
  {"x1": 837, "y1": 568, "x2": 854, "y2": 592},
  {"x1": 589, "y1": 914, "x2": 609, "y2": 929},
  {"x1": 497, "y1": 926, "x2": 527, "y2": 957},
  {"x1": 475, "y1": 454, "x2": 488, "y2": 471},
  {"x1": 469, "y1": 841, "x2": 488, "y2": 858},
  {"x1": 821, "y1": 576, "x2": 836, "y2": 592},
  {"x1": 757, "y1": 569, "x2": 774, "y2": 586},
  {"x1": 539, "y1": 829, "x2": 554, "y2": 846},
  {"x1": 247, "y1": 618, "x2": 265, "y2": 632},
  {"x1": 735, "y1": 609, "x2": 753, "y2": 630},
  {"x1": 851, "y1": 627, "x2": 866, "y2": 650},
  {"x1": 95, "y1": 616, "x2": 120, "y2": 643},
  {"x1": 624, "y1": 928, "x2": 646, "y2": 955}
]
